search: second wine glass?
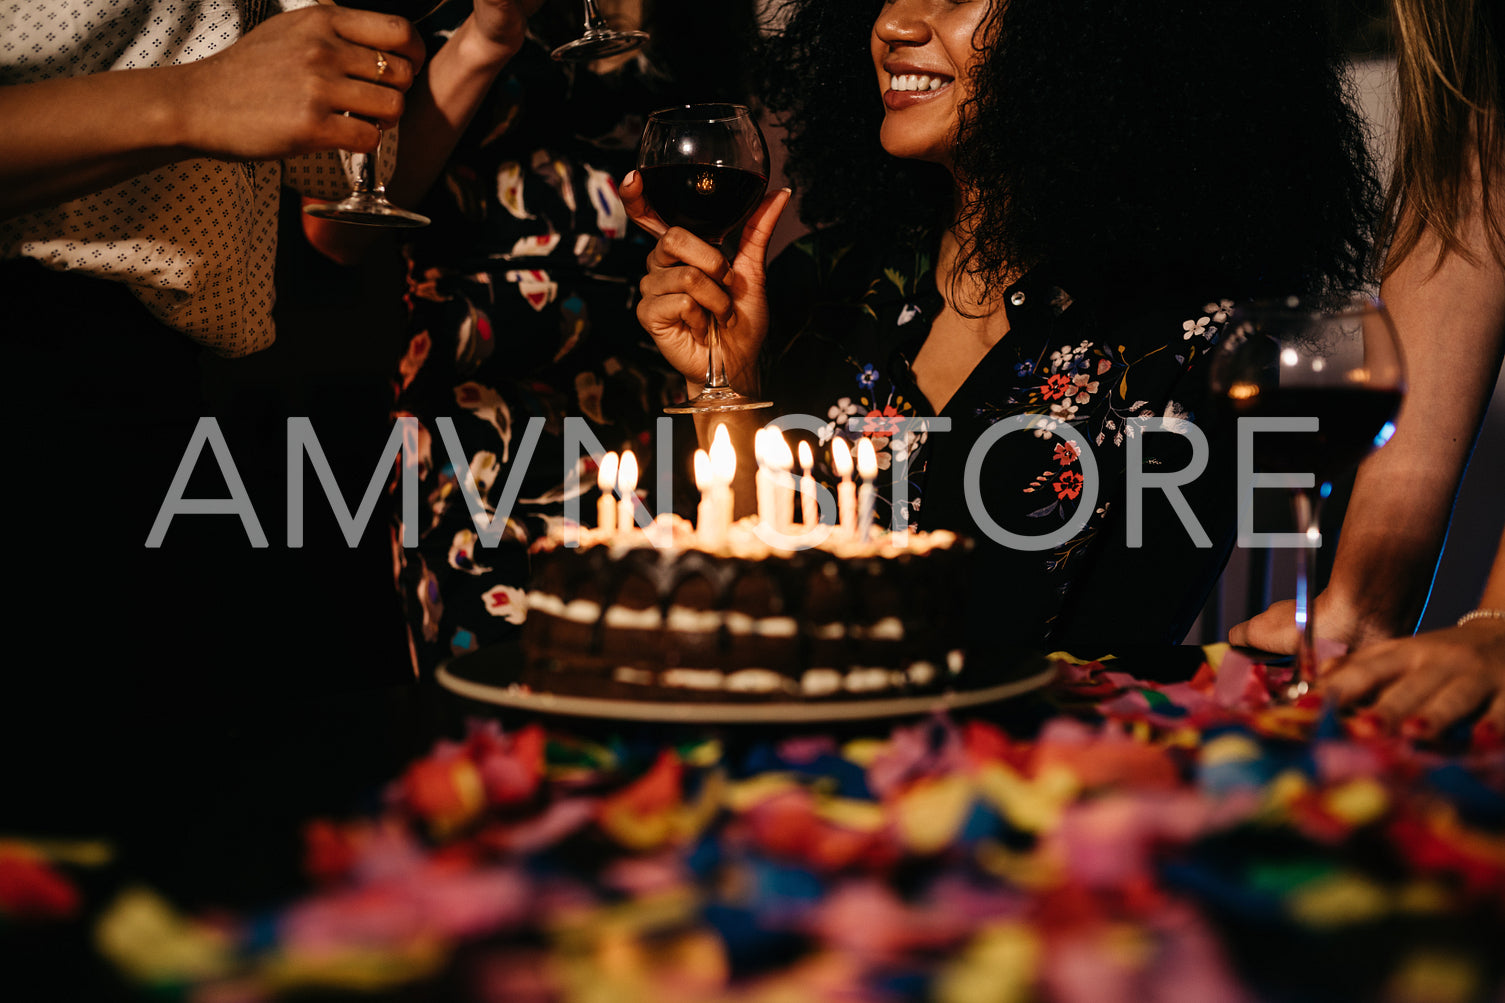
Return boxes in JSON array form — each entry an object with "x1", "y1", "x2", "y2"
[
  {"x1": 1211, "y1": 295, "x2": 1405, "y2": 698},
  {"x1": 637, "y1": 103, "x2": 772, "y2": 413}
]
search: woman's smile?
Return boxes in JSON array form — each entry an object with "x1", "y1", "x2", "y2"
[{"x1": 871, "y1": 0, "x2": 990, "y2": 167}]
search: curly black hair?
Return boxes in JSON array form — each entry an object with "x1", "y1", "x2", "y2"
[{"x1": 758, "y1": 0, "x2": 1382, "y2": 307}]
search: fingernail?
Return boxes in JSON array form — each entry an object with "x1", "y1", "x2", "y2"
[
  {"x1": 1472, "y1": 721, "x2": 1503, "y2": 751},
  {"x1": 1400, "y1": 716, "x2": 1430, "y2": 740}
]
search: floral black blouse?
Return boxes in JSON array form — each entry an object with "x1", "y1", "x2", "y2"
[
  {"x1": 390, "y1": 36, "x2": 701, "y2": 676},
  {"x1": 764, "y1": 227, "x2": 1243, "y2": 655}
]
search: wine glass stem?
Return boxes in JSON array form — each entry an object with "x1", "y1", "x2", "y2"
[
  {"x1": 352, "y1": 133, "x2": 388, "y2": 197},
  {"x1": 704, "y1": 314, "x2": 728, "y2": 390},
  {"x1": 1291, "y1": 487, "x2": 1324, "y2": 694},
  {"x1": 580, "y1": 0, "x2": 610, "y2": 31}
]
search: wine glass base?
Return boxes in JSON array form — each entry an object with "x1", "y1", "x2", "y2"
[
  {"x1": 663, "y1": 387, "x2": 773, "y2": 414},
  {"x1": 304, "y1": 194, "x2": 430, "y2": 229},
  {"x1": 550, "y1": 29, "x2": 648, "y2": 62}
]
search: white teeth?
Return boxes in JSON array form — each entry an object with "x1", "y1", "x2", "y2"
[{"x1": 890, "y1": 73, "x2": 949, "y2": 92}]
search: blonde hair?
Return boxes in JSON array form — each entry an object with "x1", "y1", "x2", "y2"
[{"x1": 1381, "y1": 0, "x2": 1505, "y2": 274}]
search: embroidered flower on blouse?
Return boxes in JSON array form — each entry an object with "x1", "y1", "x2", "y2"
[
  {"x1": 1053, "y1": 470, "x2": 1085, "y2": 500},
  {"x1": 827, "y1": 397, "x2": 861, "y2": 429},
  {"x1": 1042, "y1": 374, "x2": 1074, "y2": 401},
  {"x1": 857, "y1": 405, "x2": 904, "y2": 439},
  {"x1": 858, "y1": 364, "x2": 879, "y2": 390},
  {"x1": 1206, "y1": 299, "x2": 1234, "y2": 324},
  {"x1": 1049, "y1": 339, "x2": 1096, "y2": 374},
  {"x1": 1182, "y1": 316, "x2": 1211, "y2": 340},
  {"x1": 1053, "y1": 441, "x2": 1080, "y2": 466},
  {"x1": 1014, "y1": 361, "x2": 1035, "y2": 378},
  {"x1": 1070, "y1": 373, "x2": 1099, "y2": 405},
  {"x1": 1031, "y1": 416, "x2": 1060, "y2": 440},
  {"x1": 1049, "y1": 401, "x2": 1079, "y2": 421}
]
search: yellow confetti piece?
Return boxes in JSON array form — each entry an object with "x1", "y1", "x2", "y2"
[
  {"x1": 932, "y1": 921, "x2": 1041, "y2": 1003},
  {"x1": 895, "y1": 775, "x2": 976, "y2": 855},
  {"x1": 975, "y1": 840, "x2": 1063, "y2": 891},
  {"x1": 1323, "y1": 778, "x2": 1389, "y2": 828},
  {"x1": 1202, "y1": 642, "x2": 1231, "y2": 671},
  {"x1": 1262, "y1": 769, "x2": 1311, "y2": 816},
  {"x1": 262, "y1": 941, "x2": 448, "y2": 994},
  {"x1": 724, "y1": 773, "x2": 801, "y2": 812},
  {"x1": 974, "y1": 763, "x2": 1079, "y2": 833},
  {"x1": 1394, "y1": 881, "x2": 1452, "y2": 915},
  {"x1": 1045, "y1": 650, "x2": 1116, "y2": 665},
  {"x1": 0, "y1": 837, "x2": 114, "y2": 868},
  {"x1": 1200, "y1": 733, "x2": 1264, "y2": 766},
  {"x1": 813, "y1": 797, "x2": 887, "y2": 833},
  {"x1": 1380, "y1": 950, "x2": 1481, "y2": 1003},
  {"x1": 682, "y1": 740, "x2": 724, "y2": 768},
  {"x1": 839, "y1": 738, "x2": 889, "y2": 767},
  {"x1": 94, "y1": 886, "x2": 235, "y2": 986},
  {"x1": 1287, "y1": 872, "x2": 1390, "y2": 928}
]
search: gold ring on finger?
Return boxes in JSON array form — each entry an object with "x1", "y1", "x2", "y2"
[{"x1": 374, "y1": 50, "x2": 389, "y2": 79}]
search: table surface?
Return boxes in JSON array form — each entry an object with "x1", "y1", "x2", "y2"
[{"x1": 3, "y1": 645, "x2": 1503, "y2": 1003}]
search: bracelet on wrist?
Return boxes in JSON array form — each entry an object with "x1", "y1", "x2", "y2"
[{"x1": 1456, "y1": 608, "x2": 1505, "y2": 628}]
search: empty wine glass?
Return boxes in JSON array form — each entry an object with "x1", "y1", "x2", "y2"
[
  {"x1": 638, "y1": 103, "x2": 771, "y2": 413},
  {"x1": 551, "y1": 0, "x2": 648, "y2": 62},
  {"x1": 303, "y1": 0, "x2": 454, "y2": 228},
  {"x1": 1210, "y1": 295, "x2": 1405, "y2": 699}
]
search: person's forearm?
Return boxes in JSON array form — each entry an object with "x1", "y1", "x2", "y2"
[
  {"x1": 0, "y1": 70, "x2": 195, "y2": 218},
  {"x1": 1321, "y1": 217, "x2": 1505, "y2": 645},
  {"x1": 1478, "y1": 534, "x2": 1505, "y2": 612},
  {"x1": 383, "y1": 16, "x2": 519, "y2": 209}
]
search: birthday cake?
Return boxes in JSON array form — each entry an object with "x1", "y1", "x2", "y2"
[{"x1": 520, "y1": 517, "x2": 974, "y2": 701}]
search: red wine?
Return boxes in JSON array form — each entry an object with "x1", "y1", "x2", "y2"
[
  {"x1": 1228, "y1": 385, "x2": 1402, "y2": 483},
  {"x1": 639, "y1": 164, "x2": 768, "y2": 243}
]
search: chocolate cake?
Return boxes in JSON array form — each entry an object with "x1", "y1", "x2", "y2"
[{"x1": 520, "y1": 518, "x2": 974, "y2": 701}]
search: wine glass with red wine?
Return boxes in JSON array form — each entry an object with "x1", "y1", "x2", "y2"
[
  {"x1": 303, "y1": 0, "x2": 452, "y2": 228},
  {"x1": 551, "y1": 0, "x2": 648, "y2": 62},
  {"x1": 1210, "y1": 295, "x2": 1405, "y2": 698},
  {"x1": 637, "y1": 103, "x2": 772, "y2": 413}
]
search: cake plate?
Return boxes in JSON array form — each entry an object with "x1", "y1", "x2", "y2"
[{"x1": 435, "y1": 646, "x2": 1058, "y2": 724}]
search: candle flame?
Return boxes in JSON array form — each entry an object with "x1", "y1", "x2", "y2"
[
  {"x1": 693, "y1": 449, "x2": 711, "y2": 490},
  {"x1": 710, "y1": 424, "x2": 736, "y2": 482},
  {"x1": 617, "y1": 450, "x2": 639, "y2": 495},
  {"x1": 597, "y1": 451, "x2": 619, "y2": 494},
  {"x1": 798, "y1": 440, "x2": 813, "y2": 471},
  {"x1": 832, "y1": 437, "x2": 853, "y2": 478},
  {"x1": 767, "y1": 429, "x2": 794, "y2": 470},
  {"x1": 857, "y1": 437, "x2": 878, "y2": 480}
]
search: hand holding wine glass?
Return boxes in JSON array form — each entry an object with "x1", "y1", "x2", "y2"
[
  {"x1": 624, "y1": 104, "x2": 788, "y2": 413},
  {"x1": 1211, "y1": 296, "x2": 1405, "y2": 699},
  {"x1": 303, "y1": 0, "x2": 459, "y2": 228}
]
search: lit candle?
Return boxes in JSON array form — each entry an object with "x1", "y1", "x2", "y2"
[
  {"x1": 798, "y1": 440, "x2": 817, "y2": 527},
  {"x1": 768, "y1": 429, "x2": 795, "y2": 535},
  {"x1": 617, "y1": 449, "x2": 639, "y2": 534},
  {"x1": 754, "y1": 427, "x2": 775, "y2": 530},
  {"x1": 708, "y1": 424, "x2": 736, "y2": 547},
  {"x1": 694, "y1": 449, "x2": 716, "y2": 546},
  {"x1": 832, "y1": 437, "x2": 856, "y2": 538},
  {"x1": 597, "y1": 450, "x2": 619, "y2": 536},
  {"x1": 857, "y1": 437, "x2": 878, "y2": 544}
]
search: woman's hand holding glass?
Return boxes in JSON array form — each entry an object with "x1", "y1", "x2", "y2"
[
  {"x1": 183, "y1": 5, "x2": 426, "y2": 162},
  {"x1": 621, "y1": 171, "x2": 791, "y2": 405}
]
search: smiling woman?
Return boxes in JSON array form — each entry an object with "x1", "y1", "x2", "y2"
[{"x1": 624, "y1": 0, "x2": 1381, "y2": 658}]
